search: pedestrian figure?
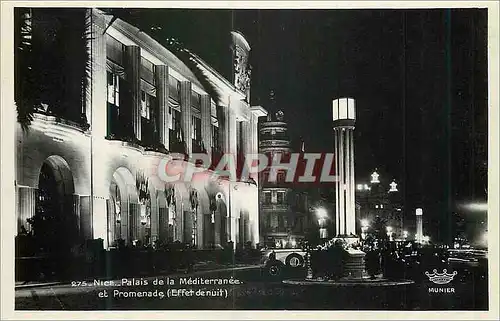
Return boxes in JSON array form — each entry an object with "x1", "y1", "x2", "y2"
[{"x1": 365, "y1": 247, "x2": 380, "y2": 279}]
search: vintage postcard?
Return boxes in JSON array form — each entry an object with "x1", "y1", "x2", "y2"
[{"x1": 1, "y1": 1, "x2": 498, "y2": 320}]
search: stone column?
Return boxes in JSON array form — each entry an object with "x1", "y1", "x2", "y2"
[
  {"x1": 348, "y1": 130, "x2": 356, "y2": 235},
  {"x1": 251, "y1": 114, "x2": 258, "y2": 155},
  {"x1": 214, "y1": 202, "x2": 222, "y2": 246},
  {"x1": 241, "y1": 120, "x2": 250, "y2": 156},
  {"x1": 79, "y1": 195, "x2": 92, "y2": 240},
  {"x1": 72, "y1": 194, "x2": 81, "y2": 239},
  {"x1": 180, "y1": 81, "x2": 192, "y2": 156},
  {"x1": 201, "y1": 95, "x2": 212, "y2": 156},
  {"x1": 150, "y1": 191, "x2": 160, "y2": 245},
  {"x1": 345, "y1": 128, "x2": 351, "y2": 235},
  {"x1": 155, "y1": 65, "x2": 169, "y2": 148},
  {"x1": 338, "y1": 129, "x2": 345, "y2": 235},
  {"x1": 124, "y1": 45, "x2": 141, "y2": 141},
  {"x1": 129, "y1": 203, "x2": 141, "y2": 242},
  {"x1": 92, "y1": 196, "x2": 108, "y2": 247},
  {"x1": 90, "y1": 10, "x2": 107, "y2": 138},
  {"x1": 219, "y1": 105, "x2": 229, "y2": 154},
  {"x1": 228, "y1": 108, "x2": 237, "y2": 157},
  {"x1": 16, "y1": 185, "x2": 36, "y2": 233},
  {"x1": 335, "y1": 130, "x2": 340, "y2": 234},
  {"x1": 119, "y1": 199, "x2": 130, "y2": 244}
]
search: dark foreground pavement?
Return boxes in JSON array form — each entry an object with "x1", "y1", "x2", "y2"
[{"x1": 15, "y1": 262, "x2": 488, "y2": 310}]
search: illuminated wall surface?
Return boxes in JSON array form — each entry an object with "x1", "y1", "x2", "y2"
[{"x1": 15, "y1": 9, "x2": 265, "y2": 249}]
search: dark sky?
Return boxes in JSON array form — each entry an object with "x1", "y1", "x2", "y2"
[{"x1": 122, "y1": 8, "x2": 488, "y2": 242}]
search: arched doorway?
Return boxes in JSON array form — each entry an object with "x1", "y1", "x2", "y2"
[
  {"x1": 32, "y1": 155, "x2": 77, "y2": 255},
  {"x1": 107, "y1": 167, "x2": 138, "y2": 247}
]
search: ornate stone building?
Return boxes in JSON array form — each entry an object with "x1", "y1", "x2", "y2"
[
  {"x1": 258, "y1": 110, "x2": 309, "y2": 248},
  {"x1": 15, "y1": 8, "x2": 266, "y2": 251}
]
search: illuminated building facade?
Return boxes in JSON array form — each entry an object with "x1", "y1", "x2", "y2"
[
  {"x1": 15, "y1": 8, "x2": 266, "y2": 251},
  {"x1": 259, "y1": 111, "x2": 308, "y2": 248}
]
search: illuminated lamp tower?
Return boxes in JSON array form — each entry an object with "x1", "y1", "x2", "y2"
[
  {"x1": 332, "y1": 98, "x2": 356, "y2": 236},
  {"x1": 416, "y1": 208, "x2": 423, "y2": 243}
]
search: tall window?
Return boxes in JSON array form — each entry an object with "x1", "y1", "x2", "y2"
[
  {"x1": 191, "y1": 91, "x2": 201, "y2": 111},
  {"x1": 107, "y1": 71, "x2": 120, "y2": 137},
  {"x1": 169, "y1": 77, "x2": 180, "y2": 102},
  {"x1": 264, "y1": 192, "x2": 271, "y2": 204},
  {"x1": 141, "y1": 91, "x2": 153, "y2": 120},
  {"x1": 277, "y1": 191, "x2": 285, "y2": 204},
  {"x1": 106, "y1": 35, "x2": 125, "y2": 138},
  {"x1": 140, "y1": 56, "x2": 157, "y2": 145},
  {"x1": 169, "y1": 107, "x2": 183, "y2": 152},
  {"x1": 212, "y1": 125, "x2": 220, "y2": 152},
  {"x1": 191, "y1": 116, "x2": 202, "y2": 152}
]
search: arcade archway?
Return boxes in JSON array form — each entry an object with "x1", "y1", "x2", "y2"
[
  {"x1": 107, "y1": 167, "x2": 138, "y2": 247},
  {"x1": 33, "y1": 155, "x2": 77, "y2": 254}
]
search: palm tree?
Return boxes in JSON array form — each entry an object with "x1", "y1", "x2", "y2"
[{"x1": 14, "y1": 8, "x2": 92, "y2": 132}]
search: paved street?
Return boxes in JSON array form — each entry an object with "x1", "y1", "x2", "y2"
[{"x1": 15, "y1": 259, "x2": 487, "y2": 310}]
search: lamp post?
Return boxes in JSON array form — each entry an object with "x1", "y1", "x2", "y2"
[
  {"x1": 416, "y1": 208, "x2": 423, "y2": 244},
  {"x1": 386, "y1": 226, "x2": 393, "y2": 241},
  {"x1": 361, "y1": 219, "x2": 369, "y2": 240},
  {"x1": 371, "y1": 170, "x2": 380, "y2": 184},
  {"x1": 315, "y1": 207, "x2": 328, "y2": 240}
]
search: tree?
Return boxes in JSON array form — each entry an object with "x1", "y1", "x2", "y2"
[
  {"x1": 370, "y1": 215, "x2": 389, "y2": 243},
  {"x1": 15, "y1": 8, "x2": 91, "y2": 132}
]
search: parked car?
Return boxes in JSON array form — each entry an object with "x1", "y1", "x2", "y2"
[{"x1": 261, "y1": 248, "x2": 307, "y2": 268}]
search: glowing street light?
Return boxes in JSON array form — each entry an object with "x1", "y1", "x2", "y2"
[
  {"x1": 357, "y1": 183, "x2": 371, "y2": 191},
  {"x1": 386, "y1": 226, "x2": 393, "y2": 241},
  {"x1": 315, "y1": 207, "x2": 328, "y2": 239},
  {"x1": 371, "y1": 170, "x2": 380, "y2": 184},
  {"x1": 389, "y1": 180, "x2": 398, "y2": 192},
  {"x1": 361, "y1": 219, "x2": 370, "y2": 228},
  {"x1": 403, "y1": 230, "x2": 409, "y2": 238},
  {"x1": 315, "y1": 207, "x2": 328, "y2": 219}
]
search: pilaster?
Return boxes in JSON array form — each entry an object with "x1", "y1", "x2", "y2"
[
  {"x1": 155, "y1": 65, "x2": 169, "y2": 148},
  {"x1": 124, "y1": 45, "x2": 141, "y2": 140},
  {"x1": 180, "y1": 81, "x2": 192, "y2": 156}
]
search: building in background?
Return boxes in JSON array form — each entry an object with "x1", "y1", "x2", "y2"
[
  {"x1": 14, "y1": 8, "x2": 266, "y2": 253},
  {"x1": 356, "y1": 170, "x2": 405, "y2": 241},
  {"x1": 258, "y1": 110, "x2": 310, "y2": 248}
]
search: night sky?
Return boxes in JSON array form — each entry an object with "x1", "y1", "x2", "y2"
[{"x1": 121, "y1": 8, "x2": 488, "y2": 242}]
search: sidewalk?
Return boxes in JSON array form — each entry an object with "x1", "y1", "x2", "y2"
[{"x1": 15, "y1": 262, "x2": 261, "y2": 290}]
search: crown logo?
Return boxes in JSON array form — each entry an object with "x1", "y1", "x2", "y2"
[{"x1": 425, "y1": 269, "x2": 457, "y2": 285}]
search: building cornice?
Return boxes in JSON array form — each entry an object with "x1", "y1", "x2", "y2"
[{"x1": 97, "y1": 9, "x2": 247, "y2": 106}]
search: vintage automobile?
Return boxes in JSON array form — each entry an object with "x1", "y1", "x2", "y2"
[{"x1": 260, "y1": 248, "x2": 307, "y2": 268}]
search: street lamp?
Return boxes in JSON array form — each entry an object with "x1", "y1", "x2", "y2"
[
  {"x1": 315, "y1": 207, "x2": 328, "y2": 239},
  {"x1": 403, "y1": 230, "x2": 409, "y2": 239},
  {"x1": 386, "y1": 226, "x2": 393, "y2": 241},
  {"x1": 371, "y1": 170, "x2": 380, "y2": 184},
  {"x1": 361, "y1": 219, "x2": 369, "y2": 240},
  {"x1": 357, "y1": 183, "x2": 371, "y2": 191},
  {"x1": 389, "y1": 180, "x2": 398, "y2": 192}
]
